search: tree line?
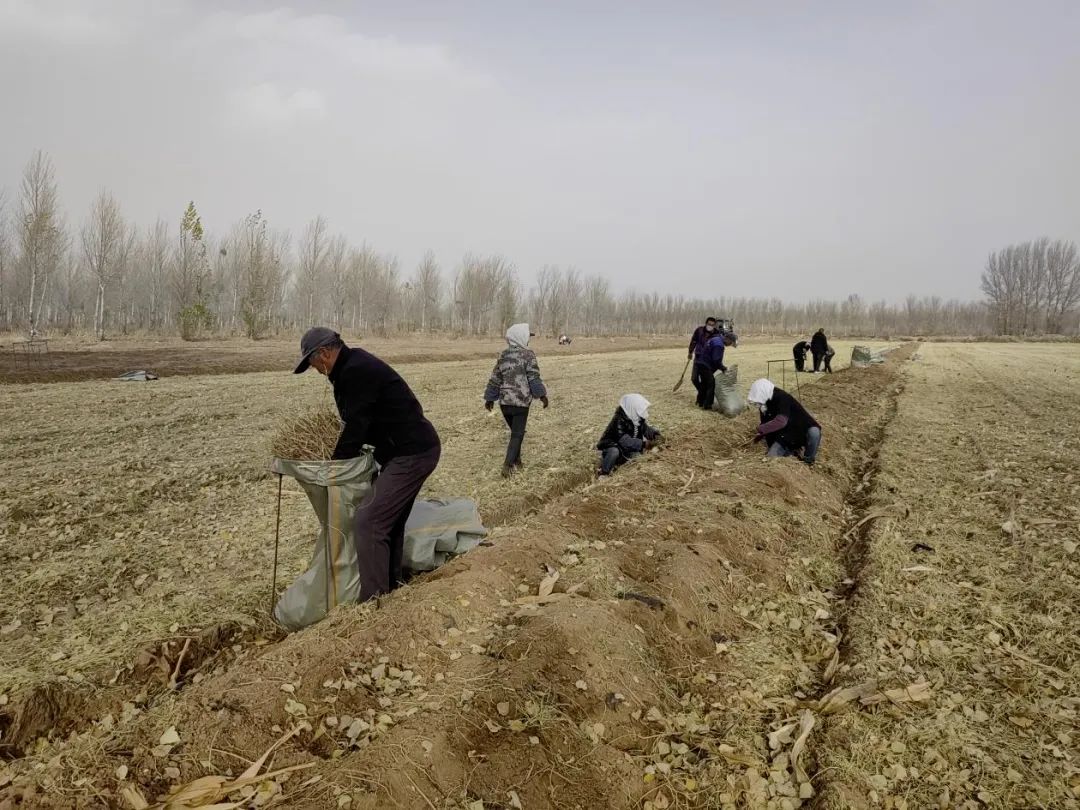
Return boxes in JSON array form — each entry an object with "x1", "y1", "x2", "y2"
[
  {"x1": 980, "y1": 238, "x2": 1080, "y2": 335},
  {"x1": 2, "y1": 151, "x2": 1077, "y2": 341}
]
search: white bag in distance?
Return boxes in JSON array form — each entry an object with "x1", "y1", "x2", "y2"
[{"x1": 711, "y1": 364, "x2": 745, "y2": 418}]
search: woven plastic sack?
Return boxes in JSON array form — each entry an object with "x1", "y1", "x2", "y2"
[
  {"x1": 711, "y1": 364, "x2": 745, "y2": 417},
  {"x1": 270, "y1": 455, "x2": 376, "y2": 631},
  {"x1": 851, "y1": 346, "x2": 885, "y2": 367},
  {"x1": 403, "y1": 498, "x2": 488, "y2": 572}
]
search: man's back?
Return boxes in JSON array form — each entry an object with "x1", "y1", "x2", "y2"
[{"x1": 330, "y1": 346, "x2": 440, "y2": 462}]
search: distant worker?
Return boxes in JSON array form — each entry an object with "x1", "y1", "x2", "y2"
[
  {"x1": 810, "y1": 328, "x2": 829, "y2": 373},
  {"x1": 823, "y1": 343, "x2": 835, "y2": 374},
  {"x1": 596, "y1": 394, "x2": 661, "y2": 476},
  {"x1": 688, "y1": 316, "x2": 719, "y2": 408},
  {"x1": 294, "y1": 327, "x2": 441, "y2": 600},
  {"x1": 484, "y1": 323, "x2": 549, "y2": 478},
  {"x1": 747, "y1": 378, "x2": 821, "y2": 466},
  {"x1": 558, "y1": 334, "x2": 572, "y2": 346},
  {"x1": 700, "y1": 330, "x2": 733, "y2": 410},
  {"x1": 792, "y1": 339, "x2": 812, "y2": 372}
]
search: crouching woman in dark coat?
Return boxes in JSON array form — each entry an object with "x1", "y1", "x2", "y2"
[
  {"x1": 596, "y1": 394, "x2": 661, "y2": 476},
  {"x1": 747, "y1": 379, "x2": 821, "y2": 466}
]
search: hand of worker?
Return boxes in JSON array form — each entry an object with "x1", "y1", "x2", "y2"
[
  {"x1": 752, "y1": 432, "x2": 763, "y2": 444},
  {"x1": 485, "y1": 400, "x2": 494, "y2": 411},
  {"x1": 541, "y1": 396, "x2": 550, "y2": 409}
]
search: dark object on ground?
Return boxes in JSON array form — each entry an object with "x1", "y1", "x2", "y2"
[
  {"x1": 115, "y1": 370, "x2": 158, "y2": 381},
  {"x1": 912, "y1": 542, "x2": 936, "y2": 553},
  {"x1": 618, "y1": 591, "x2": 666, "y2": 610}
]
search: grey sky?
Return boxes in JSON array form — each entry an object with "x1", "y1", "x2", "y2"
[{"x1": 2, "y1": 0, "x2": 1078, "y2": 302}]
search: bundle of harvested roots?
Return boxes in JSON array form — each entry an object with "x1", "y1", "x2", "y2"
[{"x1": 270, "y1": 406, "x2": 343, "y2": 460}]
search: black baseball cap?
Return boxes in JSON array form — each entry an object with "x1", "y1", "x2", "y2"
[{"x1": 293, "y1": 327, "x2": 340, "y2": 374}]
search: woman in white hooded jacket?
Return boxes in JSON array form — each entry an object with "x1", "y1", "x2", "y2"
[
  {"x1": 596, "y1": 394, "x2": 661, "y2": 476},
  {"x1": 747, "y1": 379, "x2": 821, "y2": 465}
]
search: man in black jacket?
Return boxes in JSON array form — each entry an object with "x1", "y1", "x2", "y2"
[
  {"x1": 746, "y1": 378, "x2": 821, "y2": 465},
  {"x1": 810, "y1": 329, "x2": 829, "y2": 373},
  {"x1": 687, "y1": 317, "x2": 719, "y2": 408},
  {"x1": 294, "y1": 327, "x2": 441, "y2": 601}
]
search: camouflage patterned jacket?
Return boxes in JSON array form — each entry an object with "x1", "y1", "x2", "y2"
[{"x1": 484, "y1": 347, "x2": 547, "y2": 408}]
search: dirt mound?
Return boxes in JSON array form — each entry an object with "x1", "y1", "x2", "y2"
[{"x1": 0, "y1": 351, "x2": 916, "y2": 808}]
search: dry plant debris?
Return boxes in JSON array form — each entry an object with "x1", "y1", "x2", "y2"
[{"x1": 269, "y1": 406, "x2": 342, "y2": 461}]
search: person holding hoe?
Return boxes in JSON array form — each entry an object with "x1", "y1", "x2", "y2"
[
  {"x1": 294, "y1": 327, "x2": 441, "y2": 601},
  {"x1": 746, "y1": 378, "x2": 821, "y2": 466},
  {"x1": 686, "y1": 316, "x2": 719, "y2": 407},
  {"x1": 484, "y1": 323, "x2": 549, "y2": 478}
]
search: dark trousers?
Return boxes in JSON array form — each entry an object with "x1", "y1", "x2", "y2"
[
  {"x1": 599, "y1": 445, "x2": 641, "y2": 475},
  {"x1": 823, "y1": 352, "x2": 833, "y2": 373},
  {"x1": 353, "y1": 444, "x2": 441, "y2": 601},
  {"x1": 812, "y1": 352, "x2": 823, "y2": 372},
  {"x1": 691, "y1": 362, "x2": 712, "y2": 407},
  {"x1": 793, "y1": 353, "x2": 806, "y2": 372},
  {"x1": 501, "y1": 404, "x2": 529, "y2": 466}
]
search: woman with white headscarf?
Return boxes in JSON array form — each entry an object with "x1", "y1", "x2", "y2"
[
  {"x1": 747, "y1": 379, "x2": 822, "y2": 465},
  {"x1": 484, "y1": 323, "x2": 549, "y2": 477},
  {"x1": 596, "y1": 393, "x2": 662, "y2": 476}
]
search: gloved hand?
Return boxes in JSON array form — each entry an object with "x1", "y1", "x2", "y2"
[
  {"x1": 687, "y1": 352, "x2": 693, "y2": 361},
  {"x1": 643, "y1": 439, "x2": 655, "y2": 451},
  {"x1": 485, "y1": 401, "x2": 494, "y2": 411},
  {"x1": 752, "y1": 432, "x2": 764, "y2": 444},
  {"x1": 541, "y1": 396, "x2": 549, "y2": 409}
]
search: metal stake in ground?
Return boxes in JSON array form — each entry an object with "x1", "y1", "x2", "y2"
[{"x1": 270, "y1": 472, "x2": 283, "y2": 617}]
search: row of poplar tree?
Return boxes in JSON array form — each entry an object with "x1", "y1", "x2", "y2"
[{"x1": 2, "y1": 151, "x2": 1076, "y2": 340}]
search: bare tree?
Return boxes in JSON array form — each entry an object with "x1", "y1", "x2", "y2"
[
  {"x1": 18, "y1": 151, "x2": 63, "y2": 337},
  {"x1": 81, "y1": 191, "x2": 126, "y2": 341},
  {"x1": 324, "y1": 234, "x2": 350, "y2": 329},
  {"x1": 297, "y1": 215, "x2": 328, "y2": 326},
  {"x1": 412, "y1": 250, "x2": 442, "y2": 332},
  {"x1": 143, "y1": 220, "x2": 171, "y2": 330},
  {"x1": 582, "y1": 274, "x2": 612, "y2": 335},
  {"x1": 235, "y1": 210, "x2": 283, "y2": 339},
  {"x1": 981, "y1": 238, "x2": 1079, "y2": 335},
  {"x1": 345, "y1": 243, "x2": 378, "y2": 331},
  {"x1": 0, "y1": 189, "x2": 10, "y2": 331},
  {"x1": 1044, "y1": 240, "x2": 1080, "y2": 333},
  {"x1": 171, "y1": 202, "x2": 212, "y2": 339}
]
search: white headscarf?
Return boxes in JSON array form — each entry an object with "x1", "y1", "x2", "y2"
[
  {"x1": 747, "y1": 379, "x2": 776, "y2": 408},
  {"x1": 506, "y1": 323, "x2": 531, "y2": 349},
  {"x1": 619, "y1": 393, "x2": 650, "y2": 426}
]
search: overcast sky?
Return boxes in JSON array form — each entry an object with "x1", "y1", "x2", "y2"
[{"x1": 2, "y1": 0, "x2": 1078, "y2": 302}]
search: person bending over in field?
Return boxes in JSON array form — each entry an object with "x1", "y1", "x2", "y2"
[
  {"x1": 484, "y1": 323, "x2": 549, "y2": 478},
  {"x1": 747, "y1": 379, "x2": 821, "y2": 466},
  {"x1": 294, "y1": 327, "x2": 441, "y2": 601},
  {"x1": 792, "y1": 339, "x2": 812, "y2": 373},
  {"x1": 823, "y1": 343, "x2": 835, "y2": 374},
  {"x1": 596, "y1": 394, "x2": 661, "y2": 476}
]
